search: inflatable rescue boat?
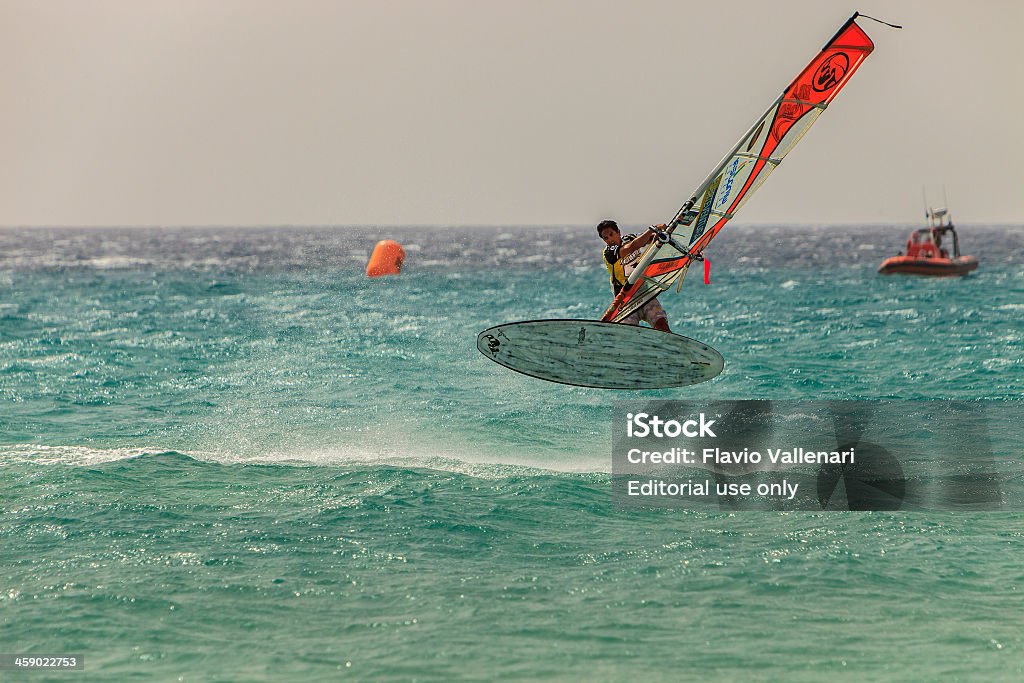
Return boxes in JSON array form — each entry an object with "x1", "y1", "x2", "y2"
[{"x1": 878, "y1": 208, "x2": 978, "y2": 277}]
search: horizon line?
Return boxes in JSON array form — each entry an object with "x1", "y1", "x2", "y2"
[{"x1": 2, "y1": 222, "x2": 1022, "y2": 230}]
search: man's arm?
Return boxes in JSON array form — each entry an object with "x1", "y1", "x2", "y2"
[{"x1": 618, "y1": 224, "x2": 667, "y2": 260}]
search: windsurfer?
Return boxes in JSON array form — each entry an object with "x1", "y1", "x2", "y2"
[{"x1": 597, "y1": 220, "x2": 671, "y2": 332}]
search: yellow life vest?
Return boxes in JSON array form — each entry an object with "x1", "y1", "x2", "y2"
[{"x1": 603, "y1": 234, "x2": 639, "y2": 293}]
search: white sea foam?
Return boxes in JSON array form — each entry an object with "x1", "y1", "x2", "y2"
[
  {"x1": 1, "y1": 444, "x2": 166, "y2": 466},
  {"x1": 184, "y1": 442, "x2": 611, "y2": 476},
  {"x1": 1, "y1": 440, "x2": 609, "y2": 476}
]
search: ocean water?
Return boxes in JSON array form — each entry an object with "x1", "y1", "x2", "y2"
[{"x1": 1, "y1": 224, "x2": 1022, "y2": 680}]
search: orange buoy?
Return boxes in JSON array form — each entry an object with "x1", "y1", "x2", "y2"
[{"x1": 365, "y1": 240, "x2": 405, "y2": 277}]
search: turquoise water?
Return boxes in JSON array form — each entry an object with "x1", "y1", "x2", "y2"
[{"x1": 2, "y1": 226, "x2": 1023, "y2": 680}]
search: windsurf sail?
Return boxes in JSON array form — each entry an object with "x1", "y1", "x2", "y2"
[{"x1": 602, "y1": 13, "x2": 879, "y2": 323}]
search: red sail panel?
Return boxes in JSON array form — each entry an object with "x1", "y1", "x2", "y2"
[{"x1": 770, "y1": 19, "x2": 874, "y2": 152}]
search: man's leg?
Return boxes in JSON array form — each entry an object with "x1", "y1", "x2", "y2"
[
  {"x1": 641, "y1": 299, "x2": 671, "y2": 332},
  {"x1": 619, "y1": 311, "x2": 641, "y2": 326}
]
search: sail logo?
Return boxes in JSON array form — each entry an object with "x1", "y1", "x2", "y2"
[
  {"x1": 716, "y1": 158, "x2": 740, "y2": 208},
  {"x1": 813, "y1": 52, "x2": 849, "y2": 92},
  {"x1": 773, "y1": 84, "x2": 815, "y2": 141},
  {"x1": 716, "y1": 158, "x2": 751, "y2": 209},
  {"x1": 690, "y1": 175, "x2": 722, "y2": 243}
]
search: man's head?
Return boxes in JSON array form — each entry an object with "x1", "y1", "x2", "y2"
[{"x1": 597, "y1": 219, "x2": 621, "y2": 247}]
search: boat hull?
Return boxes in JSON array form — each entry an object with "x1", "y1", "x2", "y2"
[{"x1": 878, "y1": 255, "x2": 978, "y2": 276}]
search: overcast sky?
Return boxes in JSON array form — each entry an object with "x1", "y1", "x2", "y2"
[{"x1": 2, "y1": 0, "x2": 1021, "y2": 227}]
